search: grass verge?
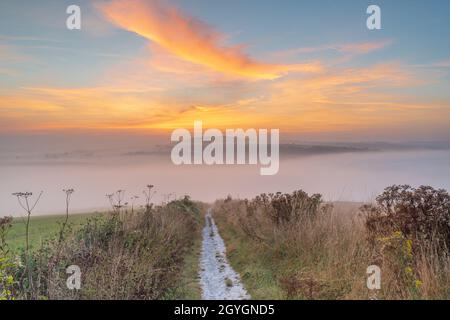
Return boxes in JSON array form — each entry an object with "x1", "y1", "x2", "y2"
[
  {"x1": 1, "y1": 197, "x2": 204, "y2": 300},
  {"x1": 212, "y1": 188, "x2": 450, "y2": 300}
]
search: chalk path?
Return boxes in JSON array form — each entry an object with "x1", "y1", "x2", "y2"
[{"x1": 199, "y1": 212, "x2": 250, "y2": 300}]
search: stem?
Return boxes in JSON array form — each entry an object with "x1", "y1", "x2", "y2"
[
  {"x1": 25, "y1": 208, "x2": 34, "y2": 299},
  {"x1": 58, "y1": 194, "x2": 70, "y2": 245}
]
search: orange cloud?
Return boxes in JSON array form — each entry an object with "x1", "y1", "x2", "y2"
[
  {"x1": 98, "y1": 0, "x2": 321, "y2": 79},
  {"x1": 0, "y1": 87, "x2": 172, "y2": 131},
  {"x1": 264, "y1": 63, "x2": 418, "y2": 111},
  {"x1": 0, "y1": 35, "x2": 445, "y2": 137}
]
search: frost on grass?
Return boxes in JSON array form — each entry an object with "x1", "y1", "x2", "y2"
[{"x1": 199, "y1": 213, "x2": 250, "y2": 300}]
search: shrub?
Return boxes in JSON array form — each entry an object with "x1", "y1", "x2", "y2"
[
  {"x1": 246, "y1": 191, "x2": 326, "y2": 226},
  {"x1": 363, "y1": 185, "x2": 450, "y2": 298},
  {"x1": 364, "y1": 185, "x2": 450, "y2": 254},
  {"x1": 0, "y1": 216, "x2": 15, "y2": 300}
]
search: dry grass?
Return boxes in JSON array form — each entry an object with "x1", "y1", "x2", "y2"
[
  {"x1": 2, "y1": 196, "x2": 202, "y2": 300},
  {"x1": 212, "y1": 188, "x2": 450, "y2": 300}
]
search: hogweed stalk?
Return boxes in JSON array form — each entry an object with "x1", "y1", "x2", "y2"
[{"x1": 12, "y1": 191, "x2": 43, "y2": 299}]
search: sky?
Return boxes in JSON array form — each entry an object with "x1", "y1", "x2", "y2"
[{"x1": 1, "y1": 0, "x2": 450, "y2": 141}]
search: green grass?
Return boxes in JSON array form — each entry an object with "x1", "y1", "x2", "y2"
[
  {"x1": 174, "y1": 225, "x2": 203, "y2": 300},
  {"x1": 169, "y1": 199, "x2": 204, "y2": 299},
  {"x1": 214, "y1": 216, "x2": 285, "y2": 299},
  {"x1": 6, "y1": 212, "x2": 103, "y2": 252}
]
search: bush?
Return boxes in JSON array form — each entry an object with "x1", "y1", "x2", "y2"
[
  {"x1": 245, "y1": 191, "x2": 328, "y2": 226},
  {"x1": 362, "y1": 185, "x2": 450, "y2": 298},
  {"x1": 0, "y1": 216, "x2": 15, "y2": 300},
  {"x1": 364, "y1": 185, "x2": 450, "y2": 254}
]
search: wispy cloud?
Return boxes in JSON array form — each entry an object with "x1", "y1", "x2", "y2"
[
  {"x1": 98, "y1": 0, "x2": 321, "y2": 79},
  {"x1": 414, "y1": 59, "x2": 450, "y2": 69},
  {"x1": 277, "y1": 40, "x2": 392, "y2": 58},
  {"x1": 335, "y1": 40, "x2": 392, "y2": 55},
  {"x1": 0, "y1": 44, "x2": 29, "y2": 77},
  {"x1": 0, "y1": 35, "x2": 62, "y2": 43},
  {"x1": 0, "y1": 44, "x2": 28, "y2": 62}
]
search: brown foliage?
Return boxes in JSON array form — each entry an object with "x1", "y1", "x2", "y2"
[{"x1": 364, "y1": 185, "x2": 450, "y2": 254}]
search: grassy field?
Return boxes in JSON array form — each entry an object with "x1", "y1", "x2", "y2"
[{"x1": 6, "y1": 212, "x2": 104, "y2": 252}]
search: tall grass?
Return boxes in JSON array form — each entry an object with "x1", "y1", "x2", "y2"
[
  {"x1": 1, "y1": 191, "x2": 202, "y2": 300},
  {"x1": 212, "y1": 187, "x2": 450, "y2": 300}
]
